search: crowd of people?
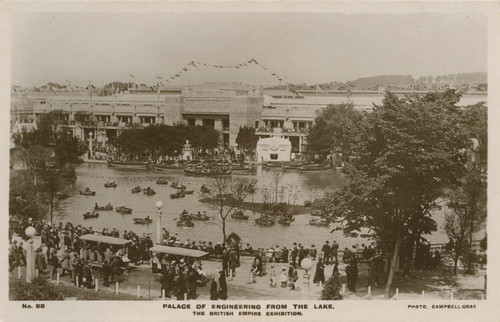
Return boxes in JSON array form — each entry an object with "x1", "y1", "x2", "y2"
[
  {"x1": 9, "y1": 217, "x2": 155, "y2": 288},
  {"x1": 9, "y1": 215, "x2": 402, "y2": 299}
]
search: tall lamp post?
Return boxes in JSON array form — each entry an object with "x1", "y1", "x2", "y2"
[
  {"x1": 25, "y1": 226, "x2": 37, "y2": 283},
  {"x1": 301, "y1": 258, "x2": 313, "y2": 300},
  {"x1": 155, "y1": 201, "x2": 164, "y2": 244},
  {"x1": 88, "y1": 132, "x2": 93, "y2": 159}
]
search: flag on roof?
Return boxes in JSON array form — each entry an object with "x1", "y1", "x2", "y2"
[{"x1": 129, "y1": 74, "x2": 135, "y2": 78}]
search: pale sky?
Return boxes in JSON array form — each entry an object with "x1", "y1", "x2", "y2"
[{"x1": 11, "y1": 12, "x2": 487, "y2": 87}]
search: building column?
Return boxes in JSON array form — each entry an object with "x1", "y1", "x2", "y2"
[
  {"x1": 214, "y1": 119, "x2": 223, "y2": 131},
  {"x1": 299, "y1": 136, "x2": 303, "y2": 153}
]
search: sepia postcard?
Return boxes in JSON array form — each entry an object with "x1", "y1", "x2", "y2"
[{"x1": 1, "y1": 1, "x2": 499, "y2": 321}]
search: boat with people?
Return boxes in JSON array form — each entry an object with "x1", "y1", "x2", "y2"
[
  {"x1": 133, "y1": 217, "x2": 153, "y2": 224},
  {"x1": 94, "y1": 203, "x2": 113, "y2": 211},
  {"x1": 297, "y1": 163, "x2": 334, "y2": 172},
  {"x1": 155, "y1": 160, "x2": 186, "y2": 171},
  {"x1": 79, "y1": 188, "x2": 96, "y2": 196},
  {"x1": 255, "y1": 214, "x2": 275, "y2": 226},
  {"x1": 200, "y1": 184, "x2": 210, "y2": 193},
  {"x1": 231, "y1": 210, "x2": 249, "y2": 220},
  {"x1": 179, "y1": 211, "x2": 193, "y2": 221},
  {"x1": 311, "y1": 208, "x2": 327, "y2": 217},
  {"x1": 309, "y1": 218, "x2": 329, "y2": 227},
  {"x1": 191, "y1": 211, "x2": 210, "y2": 221},
  {"x1": 143, "y1": 187, "x2": 156, "y2": 196},
  {"x1": 176, "y1": 219, "x2": 195, "y2": 227},
  {"x1": 262, "y1": 161, "x2": 285, "y2": 169},
  {"x1": 230, "y1": 163, "x2": 252, "y2": 171},
  {"x1": 131, "y1": 185, "x2": 142, "y2": 193},
  {"x1": 282, "y1": 161, "x2": 306, "y2": 171},
  {"x1": 278, "y1": 215, "x2": 293, "y2": 226},
  {"x1": 83, "y1": 211, "x2": 99, "y2": 219},
  {"x1": 184, "y1": 190, "x2": 194, "y2": 195},
  {"x1": 170, "y1": 181, "x2": 186, "y2": 190},
  {"x1": 107, "y1": 160, "x2": 150, "y2": 169},
  {"x1": 156, "y1": 178, "x2": 169, "y2": 185},
  {"x1": 116, "y1": 205, "x2": 133, "y2": 214},
  {"x1": 170, "y1": 191, "x2": 185, "y2": 199},
  {"x1": 104, "y1": 181, "x2": 117, "y2": 188},
  {"x1": 184, "y1": 165, "x2": 231, "y2": 177}
]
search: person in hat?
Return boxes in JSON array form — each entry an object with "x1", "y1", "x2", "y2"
[
  {"x1": 228, "y1": 247, "x2": 238, "y2": 280},
  {"x1": 288, "y1": 262, "x2": 299, "y2": 290},
  {"x1": 346, "y1": 255, "x2": 358, "y2": 292},
  {"x1": 280, "y1": 266, "x2": 288, "y2": 287},
  {"x1": 268, "y1": 264, "x2": 276, "y2": 287},
  {"x1": 310, "y1": 244, "x2": 317, "y2": 260},
  {"x1": 331, "y1": 240, "x2": 339, "y2": 263},
  {"x1": 221, "y1": 249, "x2": 229, "y2": 278},
  {"x1": 313, "y1": 257, "x2": 325, "y2": 284},
  {"x1": 217, "y1": 269, "x2": 228, "y2": 300},
  {"x1": 210, "y1": 277, "x2": 219, "y2": 300},
  {"x1": 290, "y1": 243, "x2": 298, "y2": 266},
  {"x1": 281, "y1": 246, "x2": 289, "y2": 263},
  {"x1": 297, "y1": 245, "x2": 305, "y2": 268}
]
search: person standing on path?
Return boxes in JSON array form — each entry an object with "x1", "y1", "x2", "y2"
[
  {"x1": 331, "y1": 240, "x2": 339, "y2": 263},
  {"x1": 291, "y1": 243, "x2": 298, "y2": 266},
  {"x1": 221, "y1": 249, "x2": 229, "y2": 278},
  {"x1": 210, "y1": 277, "x2": 218, "y2": 300},
  {"x1": 228, "y1": 247, "x2": 238, "y2": 280},
  {"x1": 346, "y1": 256, "x2": 358, "y2": 292},
  {"x1": 298, "y1": 245, "x2": 305, "y2": 268},
  {"x1": 321, "y1": 241, "x2": 331, "y2": 265},
  {"x1": 313, "y1": 257, "x2": 325, "y2": 284},
  {"x1": 218, "y1": 270, "x2": 228, "y2": 300}
]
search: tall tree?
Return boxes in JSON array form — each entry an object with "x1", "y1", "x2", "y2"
[
  {"x1": 236, "y1": 126, "x2": 259, "y2": 156},
  {"x1": 324, "y1": 90, "x2": 470, "y2": 298},
  {"x1": 11, "y1": 112, "x2": 87, "y2": 223},
  {"x1": 306, "y1": 103, "x2": 362, "y2": 163}
]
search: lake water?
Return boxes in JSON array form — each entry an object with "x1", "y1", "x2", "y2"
[{"x1": 54, "y1": 163, "x2": 448, "y2": 248}]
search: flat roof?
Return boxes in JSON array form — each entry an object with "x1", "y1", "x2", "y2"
[
  {"x1": 80, "y1": 234, "x2": 132, "y2": 245},
  {"x1": 150, "y1": 245, "x2": 208, "y2": 258}
]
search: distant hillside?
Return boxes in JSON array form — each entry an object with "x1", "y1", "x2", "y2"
[
  {"x1": 345, "y1": 72, "x2": 487, "y2": 90},
  {"x1": 347, "y1": 75, "x2": 415, "y2": 89}
]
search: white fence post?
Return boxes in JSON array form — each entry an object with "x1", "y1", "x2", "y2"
[
  {"x1": 137, "y1": 285, "x2": 141, "y2": 298},
  {"x1": 95, "y1": 279, "x2": 98, "y2": 292},
  {"x1": 115, "y1": 282, "x2": 119, "y2": 294},
  {"x1": 422, "y1": 290, "x2": 425, "y2": 299},
  {"x1": 184, "y1": 293, "x2": 187, "y2": 301},
  {"x1": 162, "y1": 289, "x2": 165, "y2": 300},
  {"x1": 396, "y1": 288, "x2": 399, "y2": 300},
  {"x1": 368, "y1": 286, "x2": 371, "y2": 296},
  {"x1": 342, "y1": 283, "x2": 346, "y2": 294},
  {"x1": 56, "y1": 272, "x2": 60, "y2": 285},
  {"x1": 18, "y1": 266, "x2": 22, "y2": 279}
]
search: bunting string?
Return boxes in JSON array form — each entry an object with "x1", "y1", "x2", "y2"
[{"x1": 158, "y1": 58, "x2": 293, "y2": 87}]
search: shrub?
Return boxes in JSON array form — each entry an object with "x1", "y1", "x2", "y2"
[
  {"x1": 13, "y1": 276, "x2": 63, "y2": 300},
  {"x1": 320, "y1": 276, "x2": 342, "y2": 300}
]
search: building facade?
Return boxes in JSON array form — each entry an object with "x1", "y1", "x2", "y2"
[{"x1": 10, "y1": 84, "x2": 487, "y2": 153}]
